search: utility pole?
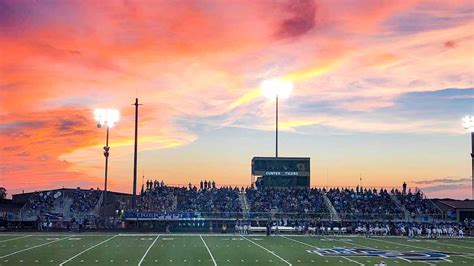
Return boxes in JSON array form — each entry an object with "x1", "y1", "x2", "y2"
[
  {"x1": 103, "y1": 126, "x2": 109, "y2": 224},
  {"x1": 132, "y1": 98, "x2": 142, "y2": 209}
]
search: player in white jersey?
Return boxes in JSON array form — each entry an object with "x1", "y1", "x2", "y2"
[
  {"x1": 235, "y1": 221, "x2": 240, "y2": 235},
  {"x1": 416, "y1": 226, "x2": 422, "y2": 236},
  {"x1": 447, "y1": 226, "x2": 454, "y2": 238},
  {"x1": 384, "y1": 224, "x2": 389, "y2": 236},
  {"x1": 398, "y1": 225, "x2": 406, "y2": 236},
  {"x1": 408, "y1": 227, "x2": 414, "y2": 238}
]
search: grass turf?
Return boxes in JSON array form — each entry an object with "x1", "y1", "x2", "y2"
[{"x1": 0, "y1": 233, "x2": 472, "y2": 265}]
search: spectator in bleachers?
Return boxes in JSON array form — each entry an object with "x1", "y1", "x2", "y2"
[
  {"x1": 393, "y1": 187, "x2": 442, "y2": 219},
  {"x1": 326, "y1": 187, "x2": 404, "y2": 219},
  {"x1": 138, "y1": 181, "x2": 242, "y2": 214},
  {"x1": 70, "y1": 188, "x2": 101, "y2": 214},
  {"x1": 245, "y1": 187, "x2": 327, "y2": 214}
]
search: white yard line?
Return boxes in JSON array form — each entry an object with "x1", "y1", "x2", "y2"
[
  {"x1": 280, "y1": 235, "x2": 365, "y2": 266},
  {"x1": 59, "y1": 234, "x2": 118, "y2": 265},
  {"x1": 0, "y1": 235, "x2": 72, "y2": 259},
  {"x1": 366, "y1": 237, "x2": 472, "y2": 261},
  {"x1": 241, "y1": 235, "x2": 292, "y2": 266},
  {"x1": 138, "y1": 235, "x2": 160, "y2": 266},
  {"x1": 200, "y1": 235, "x2": 217, "y2": 266},
  {"x1": 0, "y1": 235, "x2": 32, "y2": 243}
]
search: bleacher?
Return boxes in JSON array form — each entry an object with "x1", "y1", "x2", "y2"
[
  {"x1": 11, "y1": 188, "x2": 102, "y2": 222},
  {"x1": 4, "y1": 184, "x2": 464, "y2": 226}
]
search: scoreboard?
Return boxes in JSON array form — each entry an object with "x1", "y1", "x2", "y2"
[{"x1": 251, "y1": 157, "x2": 310, "y2": 188}]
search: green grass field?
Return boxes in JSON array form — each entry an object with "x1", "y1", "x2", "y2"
[{"x1": 0, "y1": 233, "x2": 473, "y2": 265}]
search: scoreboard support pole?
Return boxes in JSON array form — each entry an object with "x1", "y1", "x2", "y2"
[{"x1": 276, "y1": 95, "x2": 278, "y2": 158}]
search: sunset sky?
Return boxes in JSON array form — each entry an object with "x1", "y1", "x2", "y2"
[{"x1": 0, "y1": 0, "x2": 473, "y2": 199}]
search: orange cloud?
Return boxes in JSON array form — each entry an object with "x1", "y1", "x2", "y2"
[{"x1": 0, "y1": 107, "x2": 103, "y2": 192}]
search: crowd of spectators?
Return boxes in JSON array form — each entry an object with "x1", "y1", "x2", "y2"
[
  {"x1": 393, "y1": 187, "x2": 442, "y2": 219},
  {"x1": 326, "y1": 187, "x2": 404, "y2": 219},
  {"x1": 245, "y1": 187, "x2": 327, "y2": 214},
  {"x1": 13, "y1": 180, "x2": 463, "y2": 229},
  {"x1": 24, "y1": 190, "x2": 62, "y2": 213},
  {"x1": 146, "y1": 180, "x2": 165, "y2": 190},
  {"x1": 70, "y1": 188, "x2": 101, "y2": 214},
  {"x1": 130, "y1": 180, "x2": 448, "y2": 222},
  {"x1": 138, "y1": 182, "x2": 442, "y2": 221},
  {"x1": 199, "y1": 180, "x2": 216, "y2": 190},
  {"x1": 139, "y1": 181, "x2": 242, "y2": 214},
  {"x1": 139, "y1": 185, "x2": 176, "y2": 211},
  {"x1": 177, "y1": 186, "x2": 241, "y2": 213}
]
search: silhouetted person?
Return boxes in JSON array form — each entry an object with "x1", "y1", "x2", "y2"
[
  {"x1": 200, "y1": 180, "x2": 203, "y2": 190},
  {"x1": 402, "y1": 182, "x2": 407, "y2": 194}
]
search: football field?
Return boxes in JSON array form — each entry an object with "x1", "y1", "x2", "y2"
[{"x1": 0, "y1": 233, "x2": 473, "y2": 265}]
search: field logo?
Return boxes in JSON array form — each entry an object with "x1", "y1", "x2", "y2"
[{"x1": 307, "y1": 248, "x2": 451, "y2": 261}]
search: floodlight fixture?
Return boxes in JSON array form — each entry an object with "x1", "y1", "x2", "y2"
[
  {"x1": 463, "y1": 116, "x2": 474, "y2": 133},
  {"x1": 95, "y1": 108, "x2": 120, "y2": 128},
  {"x1": 260, "y1": 78, "x2": 293, "y2": 99}
]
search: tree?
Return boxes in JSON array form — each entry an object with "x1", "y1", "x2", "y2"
[{"x1": 0, "y1": 187, "x2": 6, "y2": 199}]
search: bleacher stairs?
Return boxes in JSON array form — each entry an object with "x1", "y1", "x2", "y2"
[
  {"x1": 239, "y1": 192, "x2": 250, "y2": 219},
  {"x1": 389, "y1": 193, "x2": 410, "y2": 220},
  {"x1": 61, "y1": 197, "x2": 74, "y2": 219},
  {"x1": 322, "y1": 193, "x2": 340, "y2": 221},
  {"x1": 91, "y1": 193, "x2": 103, "y2": 216},
  {"x1": 429, "y1": 199, "x2": 443, "y2": 214}
]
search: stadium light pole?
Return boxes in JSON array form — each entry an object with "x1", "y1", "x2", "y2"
[
  {"x1": 261, "y1": 79, "x2": 293, "y2": 158},
  {"x1": 94, "y1": 108, "x2": 119, "y2": 227},
  {"x1": 462, "y1": 116, "x2": 474, "y2": 200}
]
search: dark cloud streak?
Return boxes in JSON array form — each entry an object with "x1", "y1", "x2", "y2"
[
  {"x1": 413, "y1": 177, "x2": 470, "y2": 185},
  {"x1": 420, "y1": 184, "x2": 468, "y2": 193},
  {"x1": 275, "y1": 0, "x2": 317, "y2": 39}
]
